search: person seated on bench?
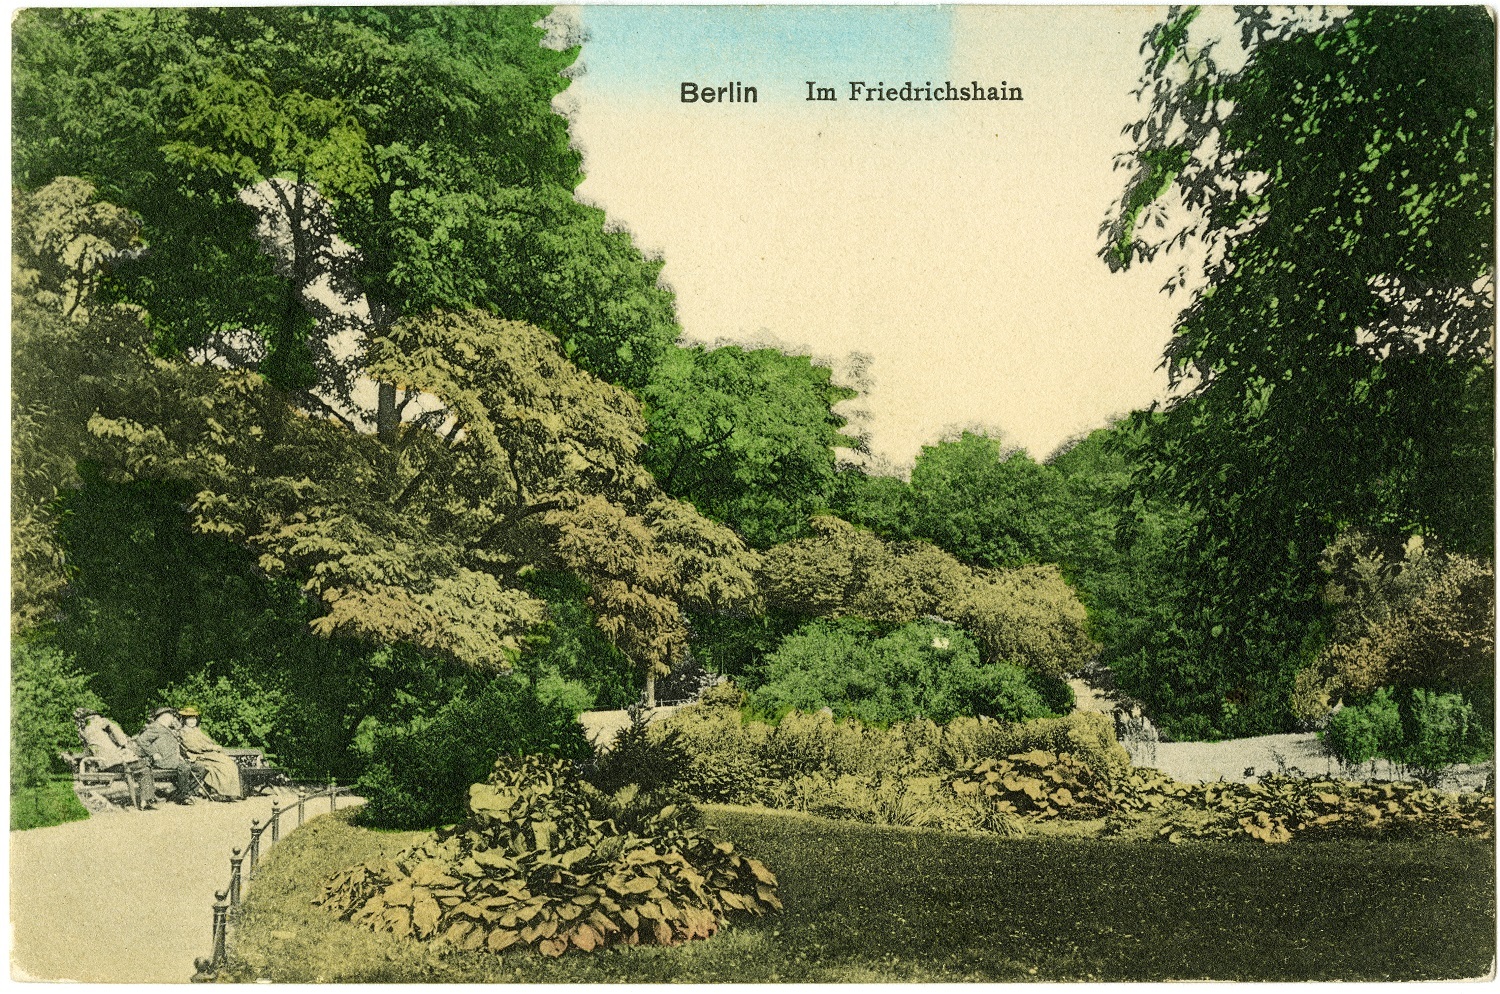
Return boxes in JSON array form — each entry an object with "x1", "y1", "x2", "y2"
[
  {"x1": 73, "y1": 707, "x2": 156, "y2": 810},
  {"x1": 135, "y1": 707, "x2": 207, "y2": 805},
  {"x1": 176, "y1": 707, "x2": 242, "y2": 801}
]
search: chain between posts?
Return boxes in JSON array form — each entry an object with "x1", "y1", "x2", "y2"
[{"x1": 197, "y1": 782, "x2": 350, "y2": 980}]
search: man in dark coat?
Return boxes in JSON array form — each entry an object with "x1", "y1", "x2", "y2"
[{"x1": 135, "y1": 707, "x2": 206, "y2": 804}]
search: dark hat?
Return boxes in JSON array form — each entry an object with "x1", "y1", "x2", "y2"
[
  {"x1": 150, "y1": 706, "x2": 180, "y2": 721},
  {"x1": 72, "y1": 706, "x2": 98, "y2": 721}
]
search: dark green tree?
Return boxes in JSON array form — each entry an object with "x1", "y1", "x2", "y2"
[
  {"x1": 642, "y1": 344, "x2": 859, "y2": 547},
  {"x1": 1102, "y1": 6, "x2": 1495, "y2": 736}
]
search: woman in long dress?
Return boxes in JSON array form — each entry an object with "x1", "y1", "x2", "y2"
[{"x1": 176, "y1": 707, "x2": 243, "y2": 800}]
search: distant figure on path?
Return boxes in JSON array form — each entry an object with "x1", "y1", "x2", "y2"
[
  {"x1": 73, "y1": 707, "x2": 156, "y2": 810},
  {"x1": 135, "y1": 707, "x2": 206, "y2": 804},
  {"x1": 176, "y1": 707, "x2": 242, "y2": 800}
]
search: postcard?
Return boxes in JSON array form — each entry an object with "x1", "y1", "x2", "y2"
[{"x1": 9, "y1": 3, "x2": 1495, "y2": 983}]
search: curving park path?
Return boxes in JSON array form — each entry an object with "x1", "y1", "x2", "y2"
[{"x1": 9, "y1": 788, "x2": 358, "y2": 983}]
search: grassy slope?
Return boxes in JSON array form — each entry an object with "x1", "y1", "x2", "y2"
[{"x1": 225, "y1": 805, "x2": 1496, "y2": 982}]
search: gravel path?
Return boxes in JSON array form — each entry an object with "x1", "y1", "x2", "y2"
[
  {"x1": 1067, "y1": 678, "x2": 1493, "y2": 793},
  {"x1": 9, "y1": 788, "x2": 360, "y2": 983}
]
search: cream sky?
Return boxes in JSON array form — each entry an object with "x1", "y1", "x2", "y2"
[{"x1": 559, "y1": 5, "x2": 1222, "y2": 466}]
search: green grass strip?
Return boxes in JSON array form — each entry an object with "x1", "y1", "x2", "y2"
[{"x1": 225, "y1": 804, "x2": 1495, "y2": 982}]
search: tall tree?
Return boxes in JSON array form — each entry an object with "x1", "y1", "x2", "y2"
[
  {"x1": 642, "y1": 344, "x2": 859, "y2": 547},
  {"x1": 11, "y1": 178, "x2": 149, "y2": 631},
  {"x1": 12, "y1": 6, "x2": 681, "y2": 407},
  {"x1": 1102, "y1": 6, "x2": 1495, "y2": 736},
  {"x1": 14, "y1": 180, "x2": 754, "y2": 710}
]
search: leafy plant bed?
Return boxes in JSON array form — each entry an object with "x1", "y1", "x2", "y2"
[
  {"x1": 223, "y1": 805, "x2": 1494, "y2": 981},
  {"x1": 953, "y1": 756, "x2": 1497, "y2": 844},
  {"x1": 318, "y1": 756, "x2": 778, "y2": 956}
]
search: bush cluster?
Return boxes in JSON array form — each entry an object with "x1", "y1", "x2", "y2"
[
  {"x1": 746, "y1": 618, "x2": 1071, "y2": 726},
  {"x1": 648, "y1": 683, "x2": 1127, "y2": 829},
  {"x1": 355, "y1": 679, "x2": 592, "y2": 830},
  {"x1": 583, "y1": 709, "x2": 692, "y2": 797},
  {"x1": 1323, "y1": 686, "x2": 1492, "y2": 774},
  {"x1": 11, "y1": 641, "x2": 102, "y2": 792},
  {"x1": 1324, "y1": 688, "x2": 1403, "y2": 765},
  {"x1": 1104, "y1": 769, "x2": 1495, "y2": 845},
  {"x1": 320, "y1": 754, "x2": 780, "y2": 957}
]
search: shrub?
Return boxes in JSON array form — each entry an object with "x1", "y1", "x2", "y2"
[
  {"x1": 1324, "y1": 688, "x2": 1403, "y2": 766},
  {"x1": 320, "y1": 754, "x2": 779, "y2": 956},
  {"x1": 1402, "y1": 689, "x2": 1490, "y2": 771},
  {"x1": 952, "y1": 749, "x2": 1119, "y2": 821},
  {"x1": 532, "y1": 671, "x2": 596, "y2": 717},
  {"x1": 159, "y1": 667, "x2": 287, "y2": 753},
  {"x1": 755, "y1": 516, "x2": 1099, "y2": 678},
  {"x1": 355, "y1": 678, "x2": 592, "y2": 830},
  {"x1": 653, "y1": 683, "x2": 1129, "y2": 815},
  {"x1": 1112, "y1": 771, "x2": 1495, "y2": 845},
  {"x1": 1321, "y1": 685, "x2": 1494, "y2": 777},
  {"x1": 584, "y1": 708, "x2": 692, "y2": 796},
  {"x1": 11, "y1": 640, "x2": 103, "y2": 792},
  {"x1": 953, "y1": 564, "x2": 1098, "y2": 679},
  {"x1": 1315, "y1": 533, "x2": 1495, "y2": 699},
  {"x1": 747, "y1": 618, "x2": 1062, "y2": 726}
]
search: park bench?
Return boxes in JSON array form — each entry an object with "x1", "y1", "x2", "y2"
[{"x1": 61, "y1": 748, "x2": 289, "y2": 810}]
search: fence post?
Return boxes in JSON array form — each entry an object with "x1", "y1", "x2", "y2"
[
  {"x1": 329, "y1": 780, "x2": 337, "y2": 814},
  {"x1": 212, "y1": 890, "x2": 229, "y2": 967},
  {"x1": 229, "y1": 847, "x2": 243, "y2": 907},
  {"x1": 297, "y1": 788, "x2": 306, "y2": 827},
  {"x1": 270, "y1": 800, "x2": 280, "y2": 844},
  {"x1": 248, "y1": 819, "x2": 263, "y2": 878}
]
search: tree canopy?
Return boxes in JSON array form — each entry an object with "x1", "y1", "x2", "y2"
[
  {"x1": 13, "y1": 179, "x2": 754, "y2": 701},
  {"x1": 642, "y1": 344, "x2": 859, "y2": 547},
  {"x1": 758, "y1": 516, "x2": 1096, "y2": 679},
  {"x1": 12, "y1": 7, "x2": 680, "y2": 401},
  {"x1": 1102, "y1": 6, "x2": 1495, "y2": 735}
]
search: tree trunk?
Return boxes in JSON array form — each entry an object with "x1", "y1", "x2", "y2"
[
  {"x1": 645, "y1": 671, "x2": 657, "y2": 709},
  {"x1": 376, "y1": 381, "x2": 399, "y2": 444}
]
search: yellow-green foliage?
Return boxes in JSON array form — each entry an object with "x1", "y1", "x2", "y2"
[
  {"x1": 318, "y1": 755, "x2": 779, "y2": 956},
  {"x1": 1302, "y1": 533, "x2": 1496, "y2": 718},
  {"x1": 1123, "y1": 772, "x2": 1497, "y2": 845},
  {"x1": 951, "y1": 748, "x2": 1494, "y2": 845},
  {"x1": 664, "y1": 690, "x2": 1490, "y2": 845},
  {"x1": 756, "y1": 516, "x2": 1098, "y2": 676},
  {"x1": 650, "y1": 686, "x2": 1128, "y2": 824},
  {"x1": 953, "y1": 565, "x2": 1096, "y2": 679},
  {"x1": 952, "y1": 749, "x2": 1118, "y2": 821}
]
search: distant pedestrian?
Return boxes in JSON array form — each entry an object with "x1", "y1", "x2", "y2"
[
  {"x1": 135, "y1": 707, "x2": 207, "y2": 804},
  {"x1": 73, "y1": 708, "x2": 155, "y2": 810}
]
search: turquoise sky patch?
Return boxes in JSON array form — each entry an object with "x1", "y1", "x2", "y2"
[{"x1": 578, "y1": 6, "x2": 954, "y2": 102}]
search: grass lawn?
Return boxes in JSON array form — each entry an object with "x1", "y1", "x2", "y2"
[
  {"x1": 224, "y1": 804, "x2": 1495, "y2": 982},
  {"x1": 10, "y1": 780, "x2": 92, "y2": 831}
]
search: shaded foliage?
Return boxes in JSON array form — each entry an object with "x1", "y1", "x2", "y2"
[
  {"x1": 355, "y1": 679, "x2": 591, "y2": 831},
  {"x1": 1101, "y1": 6, "x2": 1496, "y2": 737}
]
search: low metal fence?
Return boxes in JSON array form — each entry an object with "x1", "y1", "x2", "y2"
[{"x1": 191, "y1": 782, "x2": 356, "y2": 982}]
